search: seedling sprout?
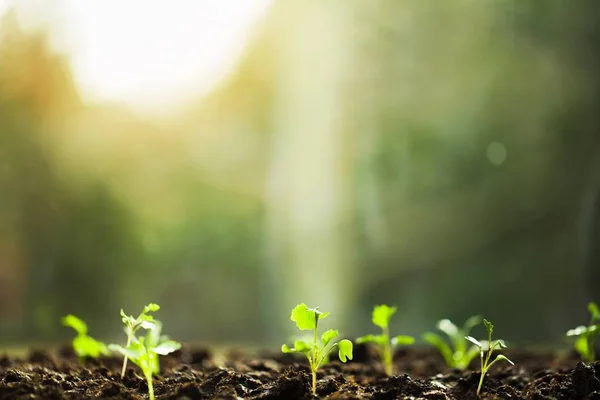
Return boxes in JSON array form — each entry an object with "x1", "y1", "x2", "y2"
[
  {"x1": 109, "y1": 320, "x2": 181, "y2": 400},
  {"x1": 422, "y1": 315, "x2": 481, "y2": 370},
  {"x1": 566, "y1": 301, "x2": 599, "y2": 362},
  {"x1": 281, "y1": 303, "x2": 353, "y2": 396},
  {"x1": 118, "y1": 303, "x2": 160, "y2": 377},
  {"x1": 356, "y1": 304, "x2": 414, "y2": 375},
  {"x1": 61, "y1": 314, "x2": 109, "y2": 361},
  {"x1": 466, "y1": 319, "x2": 514, "y2": 396}
]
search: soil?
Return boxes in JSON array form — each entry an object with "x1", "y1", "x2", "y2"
[{"x1": 0, "y1": 343, "x2": 599, "y2": 399}]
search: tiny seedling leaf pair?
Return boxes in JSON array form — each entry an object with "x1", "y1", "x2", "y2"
[
  {"x1": 356, "y1": 305, "x2": 414, "y2": 376},
  {"x1": 61, "y1": 314, "x2": 109, "y2": 360},
  {"x1": 281, "y1": 303, "x2": 353, "y2": 396},
  {"x1": 566, "y1": 301, "x2": 599, "y2": 362},
  {"x1": 423, "y1": 315, "x2": 481, "y2": 370},
  {"x1": 466, "y1": 319, "x2": 514, "y2": 396}
]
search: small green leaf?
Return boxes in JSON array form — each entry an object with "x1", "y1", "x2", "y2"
[
  {"x1": 483, "y1": 319, "x2": 494, "y2": 334},
  {"x1": 61, "y1": 315, "x2": 87, "y2": 336},
  {"x1": 391, "y1": 335, "x2": 415, "y2": 347},
  {"x1": 109, "y1": 343, "x2": 145, "y2": 360},
  {"x1": 465, "y1": 336, "x2": 483, "y2": 348},
  {"x1": 574, "y1": 336, "x2": 590, "y2": 360},
  {"x1": 290, "y1": 304, "x2": 317, "y2": 331},
  {"x1": 73, "y1": 336, "x2": 108, "y2": 358},
  {"x1": 463, "y1": 315, "x2": 482, "y2": 335},
  {"x1": 356, "y1": 334, "x2": 384, "y2": 345},
  {"x1": 294, "y1": 340, "x2": 312, "y2": 352},
  {"x1": 372, "y1": 305, "x2": 397, "y2": 329},
  {"x1": 281, "y1": 344, "x2": 293, "y2": 353},
  {"x1": 494, "y1": 354, "x2": 514, "y2": 366},
  {"x1": 589, "y1": 302, "x2": 599, "y2": 321},
  {"x1": 437, "y1": 319, "x2": 458, "y2": 338},
  {"x1": 321, "y1": 329, "x2": 339, "y2": 347},
  {"x1": 423, "y1": 332, "x2": 454, "y2": 367},
  {"x1": 153, "y1": 340, "x2": 181, "y2": 355},
  {"x1": 337, "y1": 339, "x2": 353, "y2": 362},
  {"x1": 567, "y1": 325, "x2": 588, "y2": 337},
  {"x1": 145, "y1": 303, "x2": 160, "y2": 313},
  {"x1": 494, "y1": 339, "x2": 507, "y2": 349},
  {"x1": 140, "y1": 320, "x2": 157, "y2": 330}
]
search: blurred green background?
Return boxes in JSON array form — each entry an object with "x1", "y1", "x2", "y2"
[{"x1": 0, "y1": 0, "x2": 599, "y2": 349}]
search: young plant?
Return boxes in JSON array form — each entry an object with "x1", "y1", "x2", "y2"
[
  {"x1": 109, "y1": 320, "x2": 181, "y2": 400},
  {"x1": 281, "y1": 303, "x2": 353, "y2": 396},
  {"x1": 356, "y1": 304, "x2": 414, "y2": 376},
  {"x1": 61, "y1": 314, "x2": 109, "y2": 361},
  {"x1": 422, "y1": 315, "x2": 481, "y2": 370},
  {"x1": 118, "y1": 303, "x2": 160, "y2": 377},
  {"x1": 466, "y1": 319, "x2": 514, "y2": 396},
  {"x1": 566, "y1": 301, "x2": 599, "y2": 362}
]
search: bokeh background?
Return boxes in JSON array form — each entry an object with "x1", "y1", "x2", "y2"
[{"x1": 0, "y1": 0, "x2": 599, "y2": 350}]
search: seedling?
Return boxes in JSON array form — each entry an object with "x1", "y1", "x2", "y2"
[
  {"x1": 466, "y1": 319, "x2": 514, "y2": 396},
  {"x1": 61, "y1": 314, "x2": 109, "y2": 361},
  {"x1": 281, "y1": 303, "x2": 353, "y2": 396},
  {"x1": 356, "y1": 304, "x2": 414, "y2": 376},
  {"x1": 422, "y1": 315, "x2": 481, "y2": 370},
  {"x1": 118, "y1": 303, "x2": 160, "y2": 377},
  {"x1": 109, "y1": 320, "x2": 180, "y2": 400},
  {"x1": 566, "y1": 301, "x2": 599, "y2": 362}
]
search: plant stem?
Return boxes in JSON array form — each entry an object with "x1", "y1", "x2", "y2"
[
  {"x1": 312, "y1": 313, "x2": 319, "y2": 396},
  {"x1": 121, "y1": 335, "x2": 131, "y2": 378},
  {"x1": 383, "y1": 326, "x2": 393, "y2": 376},
  {"x1": 145, "y1": 371, "x2": 154, "y2": 400}
]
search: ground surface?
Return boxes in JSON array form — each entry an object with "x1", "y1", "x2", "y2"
[{"x1": 0, "y1": 344, "x2": 598, "y2": 399}]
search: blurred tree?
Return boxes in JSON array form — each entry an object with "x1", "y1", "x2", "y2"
[{"x1": 0, "y1": 11, "x2": 141, "y2": 341}]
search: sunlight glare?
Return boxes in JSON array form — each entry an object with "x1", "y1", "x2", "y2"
[{"x1": 11, "y1": 0, "x2": 272, "y2": 114}]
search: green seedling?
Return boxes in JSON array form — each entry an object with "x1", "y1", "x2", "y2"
[
  {"x1": 110, "y1": 320, "x2": 180, "y2": 400},
  {"x1": 281, "y1": 303, "x2": 353, "y2": 396},
  {"x1": 61, "y1": 314, "x2": 109, "y2": 361},
  {"x1": 566, "y1": 301, "x2": 599, "y2": 362},
  {"x1": 422, "y1": 315, "x2": 481, "y2": 370},
  {"x1": 356, "y1": 304, "x2": 414, "y2": 376},
  {"x1": 466, "y1": 319, "x2": 514, "y2": 396},
  {"x1": 118, "y1": 303, "x2": 160, "y2": 377}
]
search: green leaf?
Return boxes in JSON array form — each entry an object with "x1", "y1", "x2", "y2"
[
  {"x1": 423, "y1": 332, "x2": 454, "y2": 367},
  {"x1": 465, "y1": 336, "x2": 483, "y2": 348},
  {"x1": 140, "y1": 320, "x2": 157, "y2": 330},
  {"x1": 61, "y1": 315, "x2": 87, "y2": 335},
  {"x1": 574, "y1": 336, "x2": 590, "y2": 360},
  {"x1": 321, "y1": 329, "x2": 339, "y2": 347},
  {"x1": 437, "y1": 319, "x2": 458, "y2": 338},
  {"x1": 356, "y1": 334, "x2": 385, "y2": 345},
  {"x1": 494, "y1": 339, "x2": 507, "y2": 349},
  {"x1": 567, "y1": 325, "x2": 588, "y2": 337},
  {"x1": 145, "y1": 303, "x2": 160, "y2": 313},
  {"x1": 464, "y1": 345, "x2": 481, "y2": 367},
  {"x1": 372, "y1": 305, "x2": 397, "y2": 329},
  {"x1": 337, "y1": 339, "x2": 353, "y2": 362},
  {"x1": 109, "y1": 343, "x2": 145, "y2": 361},
  {"x1": 493, "y1": 354, "x2": 514, "y2": 366},
  {"x1": 281, "y1": 344, "x2": 293, "y2": 353},
  {"x1": 294, "y1": 340, "x2": 312, "y2": 352},
  {"x1": 73, "y1": 336, "x2": 108, "y2": 358},
  {"x1": 153, "y1": 340, "x2": 181, "y2": 355},
  {"x1": 463, "y1": 315, "x2": 482, "y2": 335},
  {"x1": 391, "y1": 335, "x2": 415, "y2": 347},
  {"x1": 483, "y1": 319, "x2": 494, "y2": 335},
  {"x1": 589, "y1": 302, "x2": 599, "y2": 321},
  {"x1": 290, "y1": 303, "x2": 318, "y2": 331}
]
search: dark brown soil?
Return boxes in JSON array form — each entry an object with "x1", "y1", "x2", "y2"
[{"x1": 0, "y1": 344, "x2": 598, "y2": 399}]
